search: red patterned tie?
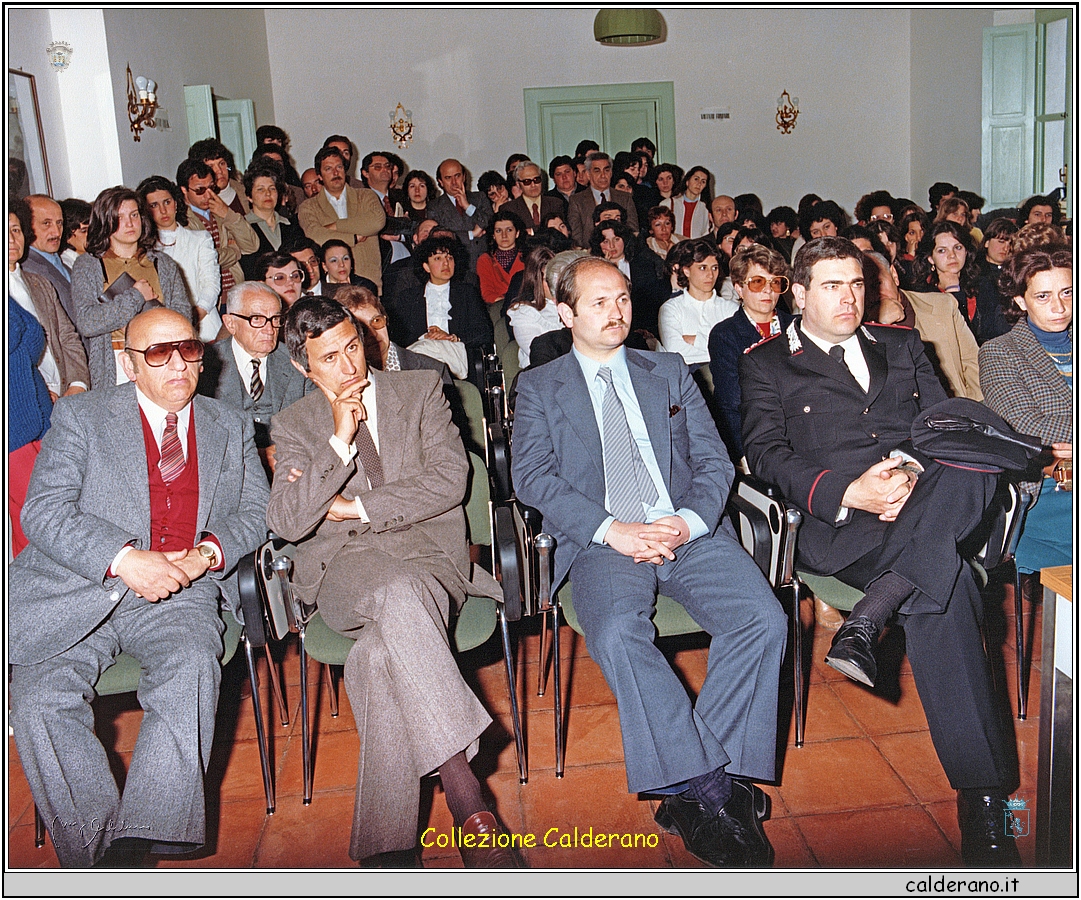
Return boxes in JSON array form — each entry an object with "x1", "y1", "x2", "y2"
[
  {"x1": 206, "y1": 214, "x2": 235, "y2": 293},
  {"x1": 383, "y1": 195, "x2": 393, "y2": 217},
  {"x1": 158, "y1": 413, "x2": 186, "y2": 483},
  {"x1": 532, "y1": 202, "x2": 540, "y2": 226}
]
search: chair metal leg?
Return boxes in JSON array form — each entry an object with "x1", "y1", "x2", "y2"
[
  {"x1": 34, "y1": 805, "x2": 45, "y2": 848},
  {"x1": 243, "y1": 636, "x2": 276, "y2": 814},
  {"x1": 324, "y1": 663, "x2": 339, "y2": 718},
  {"x1": 791, "y1": 579, "x2": 805, "y2": 748},
  {"x1": 1015, "y1": 567, "x2": 1027, "y2": 720},
  {"x1": 264, "y1": 644, "x2": 289, "y2": 727},
  {"x1": 537, "y1": 607, "x2": 549, "y2": 697},
  {"x1": 298, "y1": 626, "x2": 312, "y2": 805},
  {"x1": 551, "y1": 605, "x2": 564, "y2": 779},
  {"x1": 498, "y1": 607, "x2": 527, "y2": 784}
]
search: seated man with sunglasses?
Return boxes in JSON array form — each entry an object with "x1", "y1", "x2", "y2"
[
  {"x1": 502, "y1": 161, "x2": 563, "y2": 237},
  {"x1": 9, "y1": 307, "x2": 269, "y2": 867},
  {"x1": 198, "y1": 281, "x2": 311, "y2": 476}
]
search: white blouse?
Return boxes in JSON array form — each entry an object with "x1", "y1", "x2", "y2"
[
  {"x1": 658, "y1": 289, "x2": 739, "y2": 365},
  {"x1": 508, "y1": 298, "x2": 562, "y2": 368},
  {"x1": 157, "y1": 227, "x2": 222, "y2": 341}
]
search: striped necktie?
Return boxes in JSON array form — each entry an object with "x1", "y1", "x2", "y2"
[
  {"x1": 158, "y1": 413, "x2": 186, "y2": 483},
  {"x1": 249, "y1": 358, "x2": 264, "y2": 401},
  {"x1": 597, "y1": 367, "x2": 658, "y2": 522}
]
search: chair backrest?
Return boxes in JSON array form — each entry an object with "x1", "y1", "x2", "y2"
[
  {"x1": 971, "y1": 480, "x2": 1032, "y2": 571},
  {"x1": 238, "y1": 539, "x2": 300, "y2": 644},
  {"x1": 500, "y1": 339, "x2": 521, "y2": 384},
  {"x1": 451, "y1": 378, "x2": 487, "y2": 453},
  {"x1": 727, "y1": 475, "x2": 801, "y2": 589},
  {"x1": 464, "y1": 450, "x2": 491, "y2": 546}
]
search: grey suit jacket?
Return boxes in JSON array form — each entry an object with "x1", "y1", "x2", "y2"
[
  {"x1": 9, "y1": 384, "x2": 270, "y2": 666},
  {"x1": 266, "y1": 368, "x2": 498, "y2": 607},
  {"x1": 512, "y1": 348, "x2": 734, "y2": 588},
  {"x1": 428, "y1": 191, "x2": 492, "y2": 271},
  {"x1": 21, "y1": 268, "x2": 91, "y2": 391},
  {"x1": 197, "y1": 338, "x2": 311, "y2": 445},
  {"x1": 70, "y1": 250, "x2": 194, "y2": 389},
  {"x1": 567, "y1": 188, "x2": 640, "y2": 248}
]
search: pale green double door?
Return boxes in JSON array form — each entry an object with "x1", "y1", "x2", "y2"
[{"x1": 524, "y1": 82, "x2": 676, "y2": 165}]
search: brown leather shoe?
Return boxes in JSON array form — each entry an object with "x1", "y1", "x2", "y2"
[
  {"x1": 814, "y1": 596, "x2": 845, "y2": 631},
  {"x1": 458, "y1": 811, "x2": 520, "y2": 868}
]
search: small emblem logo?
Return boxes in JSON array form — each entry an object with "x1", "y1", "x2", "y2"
[
  {"x1": 1005, "y1": 798, "x2": 1029, "y2": 838},
  {"x1": 46, "y1": 40, "x2": 73, "y2": 72}
]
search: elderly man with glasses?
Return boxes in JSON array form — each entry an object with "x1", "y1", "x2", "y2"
[
  {"x1": 503, "y1": 161, "x2": 564, "y2": 236},
  {"x1": 9, "y1": 306, "x2": 269, "y2": 868},
  {"x1": 198, "y1": 281, "x2": 311, "y2": 475}
]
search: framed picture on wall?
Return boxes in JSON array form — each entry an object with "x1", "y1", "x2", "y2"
[{"x1": 8, "y1": 68, "x2": 52, "y2": 200}]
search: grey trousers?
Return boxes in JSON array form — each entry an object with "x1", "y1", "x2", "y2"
[
  {"x1": 11, "y1": 591, "x2": 224, "y2": 867},
  {"x1": 315, "y1": 544, "x2": 492, "y2": 861},
  {"x1": 569, "y1": 528, "x2": 787, "y2": 795}
]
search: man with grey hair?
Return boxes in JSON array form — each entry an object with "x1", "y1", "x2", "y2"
[
  {"x1": 567, "y1": 152, "x2": 640, "y2": 246},
  {"x1": 197, "y1": 281, "x2": 309, "y2": 475},
  {"x1": 503, "y1": 161, "x2": 563, "y2": 234}
]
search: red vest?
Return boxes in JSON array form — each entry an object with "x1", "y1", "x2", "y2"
[{"x1": 140, "y1": 408, "x2": 200, "y2": 552}]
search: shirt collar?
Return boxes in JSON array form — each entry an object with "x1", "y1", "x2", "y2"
[
  {"x1": 135, "y1": 386, "x2": 192, "y2": 446},
  {"x1": 190, "y1": 206, "x2": 210, "y2": 221},
  {"x1": 800, "y1": 326, "x2": 862, "y2": 358},
  {"x1": 571, "y1": 343, "x2": 628, "y2": 386}
]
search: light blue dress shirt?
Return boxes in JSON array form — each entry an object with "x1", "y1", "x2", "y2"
[{"x1": 571, "y1": 345, "x2": 709, "y2": 546}]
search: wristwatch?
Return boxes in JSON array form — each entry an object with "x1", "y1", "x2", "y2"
[{"x1": 197, "y1": 542, "x2": 220, "y2": 569}]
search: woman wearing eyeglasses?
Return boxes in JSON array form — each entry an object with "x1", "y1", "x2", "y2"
[
  {"x1": 137, "y1": 175, "x2": 223, "y2": 343},
  {"x1": 72, "y1": 185, "x2": 195, "y2": 389},
  {"x1": 707, "y1": 244, "x2": 793, "y2": 465}
]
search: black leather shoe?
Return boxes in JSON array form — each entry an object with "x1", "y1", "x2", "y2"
[
  {"x1": 655, "y1": 779, "x2": 773, "y2": 867},
  {"x1": 957, "y1": 790, "x2": 1023, "y2": 868},
  {"x1": 825, "y1": 615, "x2": 879, "y2": 686}
]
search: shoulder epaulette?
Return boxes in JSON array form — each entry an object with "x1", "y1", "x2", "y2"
[{"x1": 743, "y1": 332, "x2": 782, "y2": 354}]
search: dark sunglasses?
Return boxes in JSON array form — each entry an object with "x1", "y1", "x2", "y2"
[
  {"x1": 231, "y1": 313, "x2": 284, "y2": 328},
  {"x1": 127, "y1": 339, "x2": 204, "y2": 367},
  {"x1": 742, "y1": 275, "x2": 790, "y2": 293},
  {"x1": 518, "y1": 176, "x2": 543, "y2": 187}
]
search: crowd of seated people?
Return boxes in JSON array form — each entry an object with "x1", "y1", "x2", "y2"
[{"x1": 7, "y1": 118, "x2": 1072, "y2": 871}]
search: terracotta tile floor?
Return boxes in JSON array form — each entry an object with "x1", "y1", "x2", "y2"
[{"x1": 8, "y1": 584, "x2": 1044, "y2": 871}]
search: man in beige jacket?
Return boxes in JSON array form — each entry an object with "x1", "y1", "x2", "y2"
[
  {"x1": 297, "y1": 147, "x2": 386, "y2": 291},
  {"x1": 868, "y1": 252, "x2": 982, "y2": 401}
]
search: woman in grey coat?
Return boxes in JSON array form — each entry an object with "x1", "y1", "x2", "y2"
[{"x1": 72, "y1": 186, "x2": 193, "y2": 388}]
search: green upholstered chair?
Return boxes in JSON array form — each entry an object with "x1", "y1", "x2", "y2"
[
  {"x1": 35, "y1": 608, "x2": 254, "y2": 846},
  {"x1": 450, "y1": 377, "x2": 487, "y2": 456},
  {"x1": 500, "y1": 340, "x2": 521, "y2": 385},
  {"x1": 256, "y1": 451, "x2": 522, "y2": 804},
  {"x1": 489, "y1": 301, "x2": 512, "y2": 356},
  {"x1": 518, "y1": 475, "x2": 803, "y2": 777}
]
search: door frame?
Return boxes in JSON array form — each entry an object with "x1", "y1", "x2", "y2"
[{"x1": 524, "y1": 81, "x2": 676, "y2": 165}]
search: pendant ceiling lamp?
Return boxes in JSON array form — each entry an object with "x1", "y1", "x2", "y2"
[{"x1": 593, "y1": 9, "x2": 665, "y2": 45}]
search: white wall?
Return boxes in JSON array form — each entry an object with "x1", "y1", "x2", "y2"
[
  {"x1": 102, "y1": 7, "x2": 275, "y2": 189},
  {"x1": 9, "y1": 7, "x2": 75, "y2": 198},
  {"x1": 909, "y1": 8, "x2": 997, "y2": 207},
  {"x1": 265, "y1": 8, "x2": 914, "y2": 214}
]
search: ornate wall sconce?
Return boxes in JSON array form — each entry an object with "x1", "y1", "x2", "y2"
[
  {"x1": 389, "y1": 103, "x2": 414, "y2": 149},
  {"x1": 776, "y1": 89, "x2": 799, "y2": 135},
  {"x1": 126, "y1": 64, "x2": 158, "y2": 141}
]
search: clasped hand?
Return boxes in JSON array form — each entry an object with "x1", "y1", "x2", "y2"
[
  {"x1": 604, "y1": 515, "x2": 690, "y2": 565},
  {"x1": 841, "y1": 456, "x2": 914, "y2": 522},
  {"x1": 115, "y1": 548, "x2": 210, "y2": 602}
]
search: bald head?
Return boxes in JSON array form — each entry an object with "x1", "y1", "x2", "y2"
[
  {"x1": 26, "y1": 194, "x2": 64, "y2": 254},
  {"x1": 124, "y1": 307, "x2": 196, "y2": 349}
]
